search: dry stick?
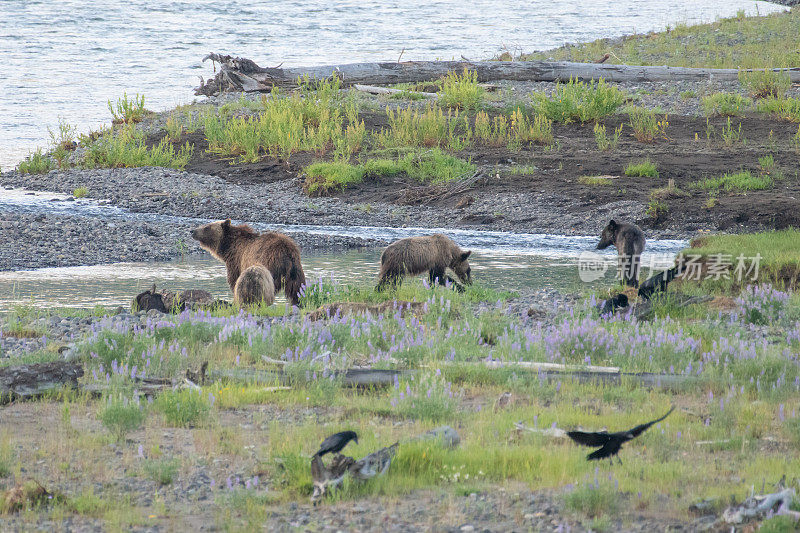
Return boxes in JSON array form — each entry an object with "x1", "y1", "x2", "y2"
[{"x1": 195, "y1": 53, "x2": 800, "y2": 95}]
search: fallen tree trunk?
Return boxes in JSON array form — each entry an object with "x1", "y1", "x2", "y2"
[
  {"x1": 195, "y1": 53, "x2": 800, "y2": 95},
  {"x1": 0, "y1": 362, "x2": 84, "y2": 404}
]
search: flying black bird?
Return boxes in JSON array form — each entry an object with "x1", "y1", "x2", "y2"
[
  {"x1": 314, "y1": 431, "x2": 358, "y2": 457},
  {"x1": 567, "y1": 407, "x2": 675, "y2": 463}
]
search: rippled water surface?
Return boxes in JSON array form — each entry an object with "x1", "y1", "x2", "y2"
[{"x1": 0, "y1": 0, "x2": 786, "y2": 170}]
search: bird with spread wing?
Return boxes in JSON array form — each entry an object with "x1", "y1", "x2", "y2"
[{"x1": 567, "y1": 407, "x2": 675, "y2": 463}]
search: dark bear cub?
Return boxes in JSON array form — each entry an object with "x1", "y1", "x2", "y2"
[
  {"x1": 191, "y1": 219, "x2": 305, "y2": 306},
  {"x1": 596, "y1": 220, "x2": 645, "y2": 288},
  {"x1": 376, "y1": 233, "x2": 472, "y2": 291}
]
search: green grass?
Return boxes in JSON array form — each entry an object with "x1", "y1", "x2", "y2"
[
  {"x1": 153, "y1": 388, "x2": 211, "y2": 427},
  {"x1": 701, "y1": 93, "x2": 751, "y2": 116},
  {"x1": 691, "y1": 170, "x2": 772, "y2": 192},
  {"x1": 438, "y1": 69, "x2": 485, "y2": 112},
  {"x1": 564, "y1": 482, "x2": 621, "y2": 518},
  {"x1": 579, "y1": 175, "x2": 613, "y2": 186},
  {"x1": 624, "y1": 159, "x2": 658, "y2": 178},
  {"x1": 519, "y1": 10, "x2": 800, "y2": 69},
  {"x1": 531, "y1": 79, "x2": 626, "y2": 123},
  {"x1": 83, "y1": 125, "x2": 194, "y2": 170},
  {"x1": 756, "y1": 96, "x2": 800, "y2": 122},
  {"x1": 108, "y1": 93, "x2": 147, "y2": 124},
  {"x1": 18, "y1": 149, "x2": 54, "y2": 174},
  {"x1": 141, "y1": 458, "x2": 180, "y2": 485},
  {"x1": 738, "y1": 69, "x2": 792, "y2": 99},
  {"x1": 72, "y1": 186, "x2": 88, "y2": 198},
  {"x1": 98, "y1": 396, "x2": 146, "y2": 441},
  {"x1": 302, "y1": 149, "x2": 475, "y2": 195}
]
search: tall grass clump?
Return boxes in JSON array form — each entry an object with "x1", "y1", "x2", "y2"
[
  {"x1": 141, "y1": 458, "x2": 180, "y2": 485},
  {"x1": 473, "y1": 109, "x2": 553, "y2": 148},
  {"x1": 564, "y1": 481, "x2": 621, "y2": 518},
  {"x1": 738, "y1": 69, "x2": 791, "y2": 99},
  {"x1": 108, "y1": 93, "x2": 147, "y2": 124},
  {"x1": 17, "y1": 149, "x2": 54, "y2": 174},
  {"x1": 439, "y1": 69, "x2": 485, "y2": 112},
  {"x1": 531, "y1": 79, "x2": 625, "y2": 123},
  {"x1": 154, "y1": 389, "x2": 211, "y2": 427},
  {"x1": 691, "y1": 170, "x2": 772, "y2": 192},
  {"x1": 83, "y1": 126, "x2": 194, "y2": 170},
  {"x1": 624, "y1": 159, "x2": 658, "y2": 178},
  {"x1": 627, "y1": 106, "x2": 668, "y2": 142},
  {"x1": 593, "y1": 122, "x2": 622, "y2": 150},
  {"x1": 377, "y1": 105, "x2": 471, "y2": 150},
  {"x1": 701, "y1": 93, "x2": 751, "y2": 116},
  {"x1": 389, "y1": 369, "x2": 458, "y2": 421},
  {"x1": 203, "y1": 78, "x2": 364, "y2": 161},
  {"x1": 756, "y1": 97, "x2": 800, "y2": 122},
  {"x1": 98, "y1": 395, "x2": 146, "y2": 441}
]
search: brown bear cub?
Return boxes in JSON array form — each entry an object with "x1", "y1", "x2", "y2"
[
  {"x1": 376, "y1": 233, "x2": 472, "y2": 291},
  {"x1": 234, "y1": 265, "x2": 275, "y2": 307},
  {"x1": 191, "y1": 219, "x2": 305, "y2": 306},
  {"x1": 596, "y1": 219, "x2": 645, "y2": 288}
]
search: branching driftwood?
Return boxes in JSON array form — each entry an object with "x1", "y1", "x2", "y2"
[
  {"x1": 353, "y1": 84, "x2": 438, "y2": 99},
  {"x1": 722, "y1": 488, "x2": 799, "y2": 524},
  {"x1": 311, "y1": 442, "x2": 399, "y2": 502},
  {"x1": 195, "y1": 53, "x2": 800, "y2": 95},
  {"x1": 0, "y1": 362, "x2": 84, "y2": 404}
]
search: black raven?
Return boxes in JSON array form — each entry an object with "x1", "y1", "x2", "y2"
[
  {"x1": 314, "y1": 431, "x2": 358, "y2": 457},
  {"x1": 567, "y1": 407, "x2": 674, "y2": 463}
]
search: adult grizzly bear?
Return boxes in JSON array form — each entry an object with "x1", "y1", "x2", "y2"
[
  {"x1": 191, "y1": 219, "x2": 305, "y2": 306},
  {"x1": 376, "y1": 233, "x2": 472, "y2": 291},
  {"x1": 596, "y1": 219, "x2": 645, "y2": 288}
]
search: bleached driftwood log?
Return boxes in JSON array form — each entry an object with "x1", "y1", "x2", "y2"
[
  {"x1": 0, "y1": 362, "x2": 84, "y2": 404},
  {"x1": 195, "y1": 53, "x2": 800, "y2": 96},
  {"x1": 311, "y1": 442, "x2": 399, "y2": 502},
  {"x1": 353, "y1": 84, "x2": 438, "y2": 99},
  {"x1": 722, "y1": 488, "x2": 799, "y2": 524}
]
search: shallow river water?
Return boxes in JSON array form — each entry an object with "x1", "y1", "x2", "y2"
[
  {"x1": 0, "y1": 0, "x2": 787, "y2": 170},
  {"x1": 0, "y1": 189, "x2": 687, "y2": 310}
]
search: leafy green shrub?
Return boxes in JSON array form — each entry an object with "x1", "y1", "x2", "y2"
[
  {"x1": 474, "y1": 109, "x2": 553, "y2": 147},
  {"x1": 48, "y1": 118, "x2": 78, "y2": 150},
  {"x1": 108, "y1": 93, "x2": 147, "y2": 124},
  {"x1": 624, "y1": 159, "x2": 658, "y2": 177},
  {"x1": 378, "y1": 105, "x2": 470, "y2": 150},
  {"x1": 73, "y1": 187, "x2": 88, "y2": 198},
  {"x1": 439, "y1": 69, "x2": 485, "y2": 112},
  {"x1": 531, "y1": 79, "x2": 625, "y2": 123},
  {"x1": 98, "y1": 396, "x2": 146, "y2": 441},
  {"x1": 646, "y1": 198, "x2": 669, "y2": 219},
  {"x1": 165, "y1": 113, "x2": 184, "y2": 142},
  {"x1": 154, "y1": 389, "x2": 211, "y2": 427},
  {"x1": 738, "y1": 69, "x2": 791, "y2": 98},
  {"x1": 758, "y1": 515, "x2": 800, "y2": 533},
  {"x1": 141, "y1": 458, "x2": 180, "y2": 485},
  {"x1": 701, "y1": 93, "x2": 751, "y2": 116},
  {"x1": 18, "y1": 149, "x2": 54, "y2": 174},
  {"x1": 627, "y1": 106, "x2": 668, "y2": 142},
  {"x1": 691, "y1": 170, "x2": 772, "y2": 192}
]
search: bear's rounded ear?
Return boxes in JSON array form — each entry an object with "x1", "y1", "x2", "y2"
[
  {"x1": 460, "y1": 250, "x2": 472, "y2": 261},
  {"x1": 222, "y1": 219, "x2": 231, "y2": 229},
  {"x1": 608, "y1": 219, "x2": 617, "y2": 229}
]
